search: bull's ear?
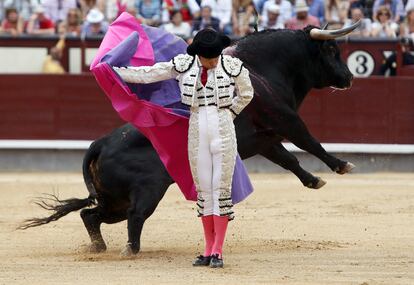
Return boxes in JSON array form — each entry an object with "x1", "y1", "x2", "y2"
[{"x1": 304, "y1": 25, "x2": 320, "y2": 35}]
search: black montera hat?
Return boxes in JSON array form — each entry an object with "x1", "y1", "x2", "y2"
[{"x1": 187, "y1": 28, "x2": 231, "y2": 58}]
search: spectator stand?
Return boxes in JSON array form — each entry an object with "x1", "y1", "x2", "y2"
[{"x1": 1, "y1": 34, "x2": 414, "y2": 76}]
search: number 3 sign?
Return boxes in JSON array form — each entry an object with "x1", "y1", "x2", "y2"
[{"x1": 347, "y1": 50, "x2": 375, "y2": 77}]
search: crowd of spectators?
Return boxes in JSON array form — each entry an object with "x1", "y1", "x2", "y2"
[{"x1": 1, "y1": 0, "x2": 414, "y2": 40}]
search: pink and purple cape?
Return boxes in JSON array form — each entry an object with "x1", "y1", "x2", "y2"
[{"x1": 90, "y1": 13, "x2": 253, "y2": 203}]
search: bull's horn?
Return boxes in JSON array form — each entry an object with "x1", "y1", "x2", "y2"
[{"x1": 310, "y1": 20, "x2": 361, "y2": 40}]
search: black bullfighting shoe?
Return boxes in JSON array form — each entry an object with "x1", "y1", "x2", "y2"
[
  {"x1": 192, "y1": 255, "x2": 211, "y2": 266},
  {"x1": 209, "y1": 254, "x2": 224, "y2": 268}
]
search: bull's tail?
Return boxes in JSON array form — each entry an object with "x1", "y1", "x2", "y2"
[
  {"x1": 18, "y1": 139, "x2": 104, "y2": 230},
  {"x1": 82, "y1": 139, "x2": 104, "y2": 199},
  {"x1": 18, "y1": 194, "x2": 95, "y2": 230}
]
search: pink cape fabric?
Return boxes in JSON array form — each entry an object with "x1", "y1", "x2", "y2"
[
  {"x1": 91, "y1": 14, "x2": 197, "y2": 201},
  {"x1": 90, "y1": 13, "x2": 254, "y2": 204},
  {"x1": 90, "y1": 13, "x2": 154, "y2": 68}
]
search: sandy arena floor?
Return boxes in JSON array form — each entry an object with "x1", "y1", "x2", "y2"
[{"x1": 0, "y1": 172, "x2": 413, "y2": 285}]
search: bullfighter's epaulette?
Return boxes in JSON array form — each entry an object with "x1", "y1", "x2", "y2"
[
  {"x1": 172, "y1": 54, "x2": 195, "y2": 73},
  {"x1": 221, "y1": 55, "x2": 244, "y2": 77}
]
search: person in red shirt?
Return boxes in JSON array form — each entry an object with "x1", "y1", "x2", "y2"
[
  {"x1": 0, "y1": 8, "x2": 24, "y2": 36},
  {"x1": 285, "y1": 0, "x2": 320, "y2": 30},
  {"x1": 27, "y1": 6, "x2": 55, "y2": 35}
]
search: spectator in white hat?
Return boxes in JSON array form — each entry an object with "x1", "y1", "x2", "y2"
[
  {"x1": 78, "y1": 0, "x2": 106, "y2": 20},
  {"x1": 27, "y1": 5, "x2": 56, "y2": 35},
  {"x1": 285, "y1": 0, "x2": 319, "y2": 30},
  {"x1": 259, "y1": 3, "x2": 284, "y2": 30},
  {"x1": 261, "y1": 0, "x2": 292, "y2": 28},
  {"x1": 81, "y1": 8, "x2": 109, "y2": 37}
]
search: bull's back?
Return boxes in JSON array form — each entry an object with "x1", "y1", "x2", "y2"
[{"x1": 91, "y1": 124, "x2": 172, "y2": 197}]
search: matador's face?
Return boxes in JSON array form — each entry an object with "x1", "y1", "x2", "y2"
[{"x1": 199, "y1": 56, "x2": 219, "y2": 70}]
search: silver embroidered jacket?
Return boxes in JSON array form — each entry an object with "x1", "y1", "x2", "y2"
[{"x1": 113, "y1": 53, "x2": 254, "y2": 117}]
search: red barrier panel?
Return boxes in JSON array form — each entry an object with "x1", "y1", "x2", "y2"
[
  {"x1": 301, "y1": 76, "x2": 414, "y2": 144},
  {"x1": 0, "y1": 74, "x2": 122, "y2": 140},
  {"x1": 0, "y1": 74, "x2": 413, "y2": 143}
]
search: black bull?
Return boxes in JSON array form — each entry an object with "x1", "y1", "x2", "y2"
[{"x1": 20, "y1": 26, "x2": 357, "y2": 255}]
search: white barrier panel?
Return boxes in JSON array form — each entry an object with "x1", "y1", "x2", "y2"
[
  {"x1": 0, "y1": 140, "x2": 413, "y2": 154},
  {"x1": 0, "y1": 47, "x2": 47, "y2": 73}
]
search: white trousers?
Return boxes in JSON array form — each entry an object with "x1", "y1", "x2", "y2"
[{"x1": 188, "y1": 106, "x2": 237, "y2": 219}]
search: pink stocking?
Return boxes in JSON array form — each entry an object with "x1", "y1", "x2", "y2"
[
  {"x1": 201, "y1": 215, "x2": 215, "y2": 256},
  {"x1": 212, "y1": 215, "x2": 229, "y2": 258}
]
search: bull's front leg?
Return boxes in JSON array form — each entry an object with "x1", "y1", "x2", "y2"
[
  {"x1": 260, "y1": 143, "x2": 326, "y2": 189},
  {"x1": 121, "y1": 187, "x2": 164, "y2": 257},
  {"x1": 278, "y1": 112, "x2": 355, "y2": 174}
]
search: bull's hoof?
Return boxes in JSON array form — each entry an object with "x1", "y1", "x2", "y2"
[
  {"x1": 120, "y1": 243, "x2": 139, "y2": 257},
  {"x1": 336, "y1": 162, "x2": 355, "y2": 175},
  {"x1": 306, "y1": 177, "x2": 326, "y2": 189},
  {"x1": 89, "y1": 242, "x2": 107, "y2": 253}
]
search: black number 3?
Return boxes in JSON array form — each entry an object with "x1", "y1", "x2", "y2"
[{"x1": 355, "y1": 54, "x2": 368, "y2": 75}]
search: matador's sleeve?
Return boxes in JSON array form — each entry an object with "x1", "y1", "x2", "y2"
[
  {"x1": 113, "y1": 60, "x2": 179, "y2": 84},
  {"x1": 230, "y1": 66, "x2": 254, "y2": 117}
]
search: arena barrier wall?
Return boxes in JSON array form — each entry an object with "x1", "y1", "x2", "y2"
[
  {"x1": 0, "y1": 73, "x2": 413, "y2": 172},
  {"x1": 0, "y1": 74, "x2": 413, "y2": 144}
]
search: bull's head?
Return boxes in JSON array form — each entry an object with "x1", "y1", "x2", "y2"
[{"x1": 306, "y1": 21, "x2": 361, "y2": 90}]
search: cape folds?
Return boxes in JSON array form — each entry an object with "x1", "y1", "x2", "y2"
[{"x1": 90, "y1": 12, "x2": 253, "y2": 204}]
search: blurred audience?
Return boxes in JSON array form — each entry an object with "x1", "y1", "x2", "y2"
[
  {"x1": 307, "y1": 0, "x2": 324, "y2": 24},
  {"x1": 41, "y1": 0, "x2": 77, "y2": 24},
  {"x1": 0, "y1": 7, "x2": 24, "y2": 36},
  {"x1": 162, "y1": 0, "x2": 200, "y2": 23},
  {"x1": 371, "y1": 5, "x2": 398, "y2": 37},
  {"x1": 192, "y1": 5, "x2": 220, "y2": 33},
  {"x1": 259, "y1": 3, "x2": 284, "y2": 30},
  {"x1": 81, "y1": 8, "x2": 108, "y2": 36},
  {"x1": 254, "y1": 0, "x2": 266, "y2": 14},
  {"x1": 1, "y1": 0, "x2": 40, "y2": 21},
  {"x1": 261, "y1": 0, "x2": 292, "y2": 29},
  {"x1": 105, "y1": 0, "x2": 135, "y2": 22},
  {"x1": 42, "y1": 35, "x2": 66, "y2": 73},
  {"x1": 399, "y1": 3, "x2": 414, "y2": 37},
  {"x1": 201, "y1": 0, "x2": 232, "y2": 33},
  {"x1": 3, "y1": 0, "x2": 414, "y2": 40},
  {"x1": 285, "y1": 0, "x2": 319, "y2": 30},
  {"x1": 372, "y1": 0, "x2": 404, "y2": 23},
  {"x1": 343, "y1": 6, "x2": 372, "y2": 37},
  {"x1": 325, "y1": 0, "x2": 349, "y2": 29},
  {"x1": 162, "y1": 10, "x2": 191, "y2": 37},
  {"x1": 27, "y1": 5, "x2": 55, "y2": 35},
  {"x1": 136, "y1": 0, "x2": 162, "y2": 26},
  {"x1": 232, "y1": 0, "x2": 255, "y2": 36},
  {"x1": 58, "y1": 8, "x2": 82, "y2": 36},
  {"x1": 78, "y1": 0, "x2": 106, "y2": 19}
]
